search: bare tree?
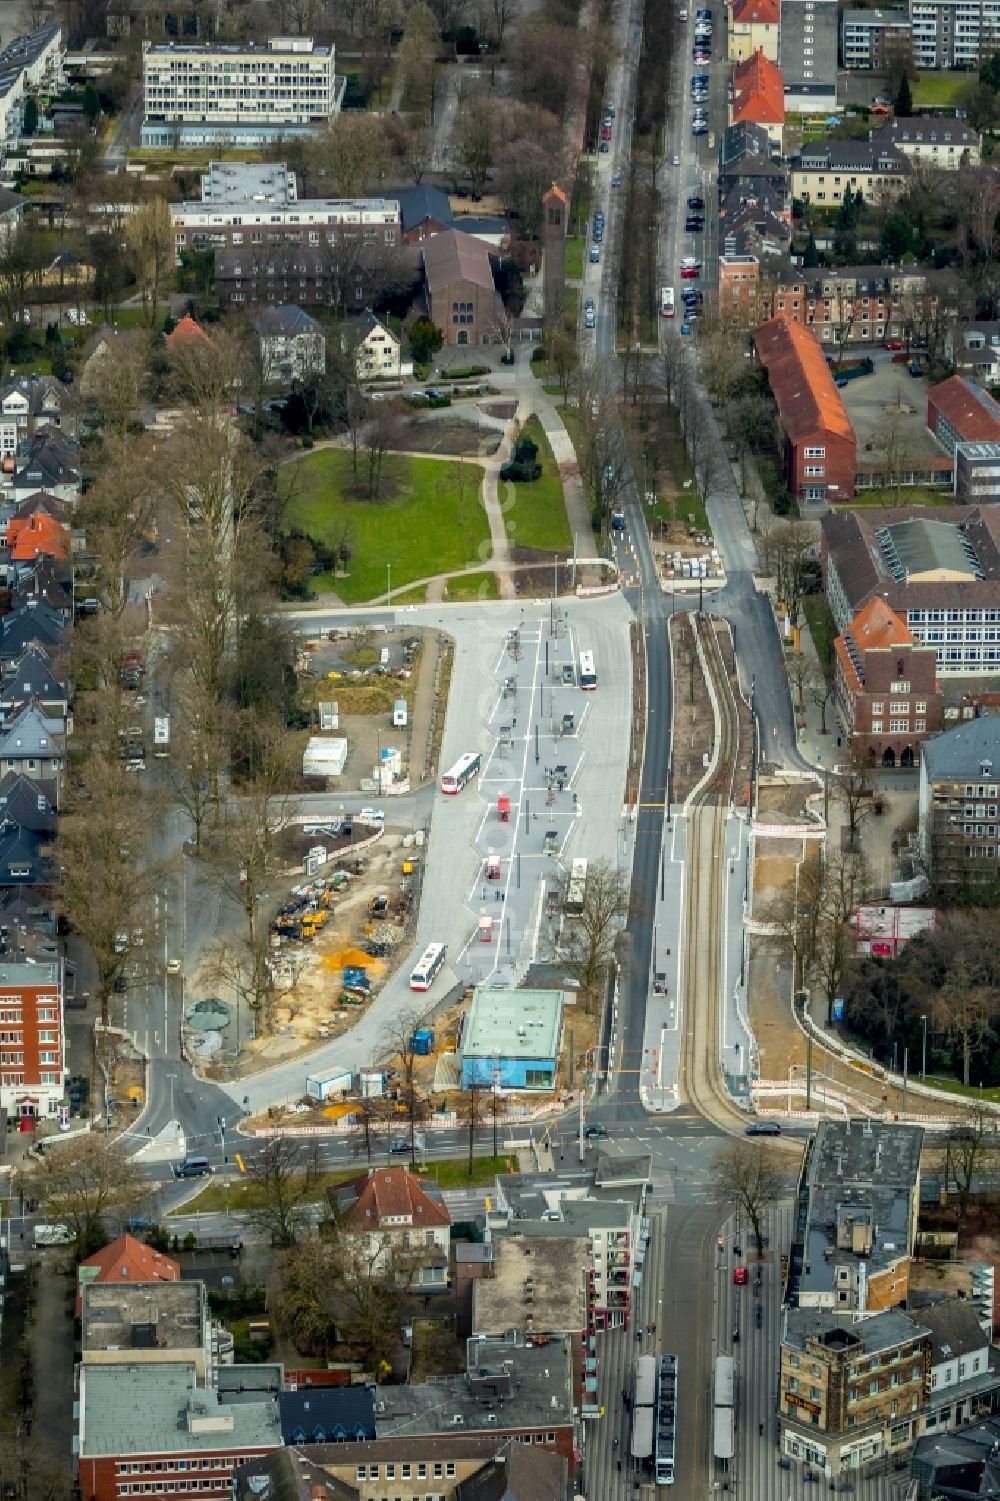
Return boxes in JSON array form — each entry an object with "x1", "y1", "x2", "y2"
[
  {"x1": 312, "y1": 112, "x2": 389, "y2": 197},
  {"x1": 713, "y1": 1139, "x2": 784, "y2": 1256},
  {"x1": 770, "y1": 521, "x2": 813, "y2": 636},
  {"x1": 452, "y1": 96, "x2": 496, "y2": 198},
  {"x1": 77, "y1": 436, "x2": 157, "y2": 622},
  {"x1": 348, "y1": 1091, "x2": 391, "y2": 1162},
  {"x1": 832, "y1": 751, "x2": 875, "y2": 851},
  {"x1": 21, "y1": 1138, "x2": 149, "y2": 1256},
  {"x1": 943, "y1": 1104, "x2": 1000, "y2": 1226},
  {"x1": 457, "y1": 1080, "x2": 487, "y2": 1175},
  {"x1": 560, "y1": 858, "x2": 630, "y2": 1009},
  {"x1": 388, "y1": 1009, "x2": 433, "y2": 1161},
  {"x1": 125, "y1": 196, "x2": 175, "y2": 326},
  {"x1": 933, "y1": 958, "x2": 999, "y2": 1088},
  {"x1": 363, "y1": 401, "x2": 401, "y2": 501},
  {"x1": 84, "y1": 329, "x2": 152, "y2": 441},
  {"x1": 245, "y1": 1137, "x2": 325, "y2": 1247}
]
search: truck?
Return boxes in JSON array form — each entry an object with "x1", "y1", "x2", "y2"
[{"x1": 305, "y1": 1068, "x2": 353, "y2": 1102}]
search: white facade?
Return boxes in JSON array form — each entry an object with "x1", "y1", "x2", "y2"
[
  {"x1": 910, "y1": 0, "x2": 1000, "y2": 68},
  {"x1": 355, "y1": 317, "x2": 401, "y2": 382},
  {"x1": 142, "y1": 35, "x2": 341, "y2": 148}
]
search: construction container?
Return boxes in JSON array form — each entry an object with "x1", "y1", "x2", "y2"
[
  {"x1": 306, "y1": 1069, "x2": 352, "y2": 1102},
  {"x1": 410, "y1": 1028, "x2": 434, "y2": 1056}
]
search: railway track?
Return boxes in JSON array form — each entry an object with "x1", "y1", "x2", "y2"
[{"x1": 678, "y1": 615, "x2": 746, "y2": 1133}]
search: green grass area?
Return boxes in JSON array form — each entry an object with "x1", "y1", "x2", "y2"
[
  {"x1": 444, "y1": 571, "x2": 500, "y2": 601},
  {"x1": 283, "y1": 447, "x2": 490, "y2": 603},
  {"x1": 803, "y1": 594, "x2": 837, "y2": 685},
  {"x1": 565, "y1": 235, "x2": 585, "y2": 281},
  {"x1": 391, "y1": 585, "x2": 429, "y2": 604},
  {"x1": 171, "y1": 1155, "x2": 512, "y2": 1214},
  {"x1": 912, "y1": 72, "x2": 969, "y2": 108},
  {"x1": 502, "y1": 415, "x2": 572, "y2": 553},
  {"x1": 565, "y1": 287, "x2": 579, "y2": 325},
  {"x1": 10, "y1": 352, "x2": 51, "y2": 375},
  {"x1": 841, "y1": 487, "x2": 953, "y2": 508},
  {"x1": 921, "y1": 1075, "x2": 1000, "y2": 1106}
]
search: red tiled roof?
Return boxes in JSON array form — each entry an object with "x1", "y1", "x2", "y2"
[
  {"x1": 731, "y1": 0, "x2": 780, "y2": 24},
  {"x1": 732, "y1": 49, "x2": 784, "y2": 126},
  {"x1": 754, "y1": 314, "x2": 854, "y2": 443},
  {"x1": 338, "y1": 1167, "x2": 451, "y2": 1230},
  {"x1": 165, "y1": 314, "x2": 214, "y2": 351},
  {"x1": 7, "y1": 511, "x2": 69, "y2": 561},
  {"x1": 928, "y1": 374, "x2": 1000, "y2": 443},
  {"x1": 835, "y1": 597, "x2": 913, "y2": 693},
  {"x1": 76, "y1": 1234, "x2": 180, "y2": 1314}
]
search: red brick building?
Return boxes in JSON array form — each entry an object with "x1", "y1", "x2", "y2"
[
  {"x1": 833, "y1": 596, "x2": 943, "y2": 768},
  {"x1": 754, "y1": 313, "x2": 857, "y2": 501},
  {"x1": 0, "y1": 960, "x2": 64, "y2": 1123},
  {"x1": 926, "y1": 373, "x2": 1000, "y2": 454}
]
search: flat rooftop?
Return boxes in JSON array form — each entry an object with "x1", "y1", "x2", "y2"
[
  {"x1": 79, "y1": 1362, "x2": 282, "y2": 1457},
  {"x1": 144, "y1": 36, "x2": 332, "y2": 57},
  {"x1": 784, "y1": 1306, "x2": 929, "y2": 1356},
  {"x1": 495, "y1": 1169, "x2": 645, "y2": 1223},
  {"x1": 372, "y1": 1333, "x2": 573, "y2": 1437},
  {"x1": 200, "y1": 160, "x2": 295, "y2": 205},
  {"x1": 472, "y1": 1235, "x2": 589, "y2": 1336},
  {"x1": 462, "y1": 987, "x2": 564, "y2": 1060},
  {"x1": 82, "y1": 1280, "x2": 204, "y2": 1353}
]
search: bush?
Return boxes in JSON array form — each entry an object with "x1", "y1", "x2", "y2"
[
  {"x1": 301, "y1": 435, "x2": 315, "y2": 449},
  {"x1": 447, "y1": 364, "x2": 490, "y2": 379},
  {"x1": 531, "y1": 345, "x2": 547, "y2": 363},
  {"x1": 500, "y1": 433, "x2": 541, "y2": 482}
]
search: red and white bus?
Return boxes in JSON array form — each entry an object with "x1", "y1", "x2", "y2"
[
  {"x1": 441, "y1": 752, "x2": 482, "y2": 794},
  {"x1": 579, "y1": 651, "x2": 597, "y2": 690},
  {"x1": 660, "y1": 286, "x2": 675, "y2": 319},
  {"x1": 409, "y1": 942, "x2": 447, "y2": 991}
]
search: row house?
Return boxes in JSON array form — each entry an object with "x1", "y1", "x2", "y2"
[
  {"x1": 730, "y1": 48, "x2": 785, "y2": 152},
  {"x1": 729, "y1": 0, "x2": 781, "y2": 61},
  {"x1": 754, "y1": 312, "x2": 857, "y2": 500},
  {"x1": 764, "y1": 265, "x2": 966, "y2": 350},
  {"x1": 791, "y1": 140, "x2": 910, "y2": 205}
]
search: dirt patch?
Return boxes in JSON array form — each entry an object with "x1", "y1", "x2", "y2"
[
  {"x1": 481, "y1": 401, "x2": 517, "y2": 422},
  {"x1": 753, "y1": 852, "x2": 799, "y2": 907},
  {"x1": 391, "y1": 415, "x2": 502, "y2": 458},
  {"x1": 96, "y1": 1029, "x2": 146, "y2": 1118},
  {"x1": 669, "y1": 612, "x2": 715, "y2": 804},
  {"x1": 757, "y1": 779, "x2": 815, "y2": 823}
]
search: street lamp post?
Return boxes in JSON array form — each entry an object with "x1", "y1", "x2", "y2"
[
  {"x1": 921, "y1": 1014, "x2": 928, "y2": 1079},
  {"x1": 386, "y1": 562, "x2": 391, "y2": 605}
]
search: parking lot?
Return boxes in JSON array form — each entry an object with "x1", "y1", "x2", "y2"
[{"x1": 839, "y1": 352, "x2": 943, "y2": 466}]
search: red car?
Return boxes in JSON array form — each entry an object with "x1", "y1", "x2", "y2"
[
  {"x1": 733, "y1": 1266, "x2": 748, "y2": 1285},
  {"x1": 885, "y1": 339, "x2": 904, "y2": 351},
  {"x1": 681, "y1": 266, "x2": 701, "y2": 279}
]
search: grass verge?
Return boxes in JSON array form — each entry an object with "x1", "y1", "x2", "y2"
[
  {"x1": 282, "y1": 447, "x2": 490, "y2": 603},
  {"x1": 170, "y1": 1154, "x2": 513, "y2": 1214},
  {"x1": 802, "y1": 595, "x2": 837, "y2": 685},
  {"x1": 502, "y1": 415, "x2": 572, "y2": 552},
  {"x1": 841, "y1": 486, "x2": 952, "y2": 508},
  {"x1": 565, "y1": 235, "x2": 585, "y2": 281},
  {"x1": 444, "y1": 571, "x2": 500, "y2": 601}
]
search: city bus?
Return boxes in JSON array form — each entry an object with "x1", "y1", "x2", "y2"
[
  {"x1": 440, "y1": 752, "x2": 482, "y2": 794},
  {"x1": 565, "y1": 857, "x2": 588, "y2": 916},
  {"x1": 656, "y1": 1354, "x2": 678, "y2": 1486},
  {"x1": 409, "y1": 942, "x2": 447, "y2": 991},
  {"x1": 579, "y1": 651, "x2": 597, "y2": 690},
  {"x1": 660, "y1": 285, "x2": 675, "y2": 319}
]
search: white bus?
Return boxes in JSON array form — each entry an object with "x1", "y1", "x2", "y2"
[
  {"x1": 441, "y1": 752, "x2": 482, "y2": 795},
  {"x1": 660, "y1": 285, "x2": 675, "y2": 319},
  {"x1": 579, "y1": 650, "x2": 597, "y2": 690},
  {"x1": 409, "y1": 942, "x2": 447, "y2": 992},
  {"x1": 565, "y1": 857, "x2": 588, "y2": 915}
]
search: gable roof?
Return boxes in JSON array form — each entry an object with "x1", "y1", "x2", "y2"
[
  {"x1": 0, "y1": 771, "x2": 57, "y2": 832},
  {"x1": 0, "y1": 600, "x2": 66, "y2": 655},
  {"x1": 14, "y1": 429, "x2": 79, "y2": 491},
  {"x1": 252, "y1": 304, "x2": 322, "y2": 339},
  {"x1": 421, "y1": 229, "x2": 496, "y2": 294},
  {"x1": 353, "y1": 309, "x2": 398, "y2": 345},
  {"x1": 164, "y1": 314, "x2": 214, "y2": 352},
  {"x1": 754, "y1": 313, "x2": 854, "y2": 443},
  {"x1": 918, "y1": 1298, "x2": 990, "y2": 1365},
  {"x1": 0, "y1": 822, "x2": 44, "y2": 881},
  {"x1": 732, "y1": 49, "x2": 785, "y2": 126},
  {"x1": 0, "y1": 373, "x2": 68, "y2": 414},
  {"x1": 79, "y1": 1233, "x2": 181, "y2": 1288},
  {"x1": 11, "y1": 491, "x2": 74, "y2": 526},
  {"x1": 731, "y1": 0, "x2": 780, "y2": 21},
  {"x1": 929, "y1": 374, "x2": 1000, "y2": 444},
  {"x1": 0, "y1": 643, "x2": 63, "y2": 699},
  {"x1": 0, "y1": 701, "x2": 63, "y2": 758},
  {"x1": 835, "y1": 597, "x2": 914, "y2": 692},
  {"x1": 871, "y1": 118, "x2": 981, "y2": 152},
  {"x1": 333, "y1": 1166, "x2": 451, "y2": 1230},
  {"x1": 6, "y1": 511, "x2": 69, "y2": 562},
  {"x1": 397, "y1": 183, "x2": 453, "y2": 233}
]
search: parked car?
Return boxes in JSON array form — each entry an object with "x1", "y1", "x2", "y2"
[
  {"x1": 590, "y1": 245, "x2": 601, "y2": 262},
  {"x1": 884, "y1": 338, "x2": 904, "y2": 350},
  {"x1": 681, "y1": 323, "x2": 692, "y2": 335},
  {"x1": 585, "y1": 304, "x2": 596, "y2": 329},
  {"x1": 685, "y1": 218, "x2": 704, "y2": 231},
  {"x1": 672, "y1": 153, "x2": 680, "y2": 166},
  {"x1": 600, "y1": 139, "x2": 609, "y2": 152},
  {"x1": 611, "y1": 173, "x2": 622, "y2": 187}
]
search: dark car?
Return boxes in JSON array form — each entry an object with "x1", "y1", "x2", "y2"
[
  {"x1": 685, "y1": 218, "x2": 704, "y2": 231},
  {"x1": 389, "y1": 1139, "x2": 410, "y2": 1154},
  {"x1": 688, "y1": 195, "x2": 705, "y2": 210},
  {"x1": 584, "y1": 1123, "x2": 609, "y2": 1138},
  {"x1": 745, "y1": 1121, "x2": 781, "y2": 1136}
]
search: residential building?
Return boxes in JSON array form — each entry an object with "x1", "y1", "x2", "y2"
[
  {"x1": 840, "y1": 8, "x2": 913, "y2": 68},
  {"x1": 912, "y1": 1415, "x2": 1000, "y2": 1499},
  {"x1": 253, "y1": 304, "x2": 326, "y2": 385},
  {"x1": 729, "y1": 0, "x2": 781, "y2": 61},
  {"x1": 791, "y1": 140, "x2": 909, "y2": 205},
  {"x1": 820, "y1": 505, "x2": 1000, "y2": 677},
  {"x1": 0, "y1": 24, "x2": 63, "y2": 149},
  {"x1": 77, "y1": 1361, "x2": 283, "y2": 1501},
  {"x1": 780, "y1": 0, "x2": 838, "y2": 111},
  {"x1": 81, "y1": 1278, "x2": 232, "y2": 1384},
  {"x1": 870, "y1": 117, "x2": 981, "y2": 168},
  {"x1": 0, "y1": 959, "x2": 64, "y2": 1121},
  {"x1": 778, "y1": 1308, "x2": 932, "y2": 1473},
  {"x1": 0, "y1": 646, "x2": 68, "y2": 724},
  {"x1": 719, "y1": 254, "x2": 764, "y2": 324},
  {"x1": 397, "y1": 184, "x2": 508, "y2": 250},
  {"x1": 77, "y1": 1234, "x2": 180, "y2": 1314},
  {"x1": 169, "y1": 161, "x2": 401, "y2": 261},
  {"x1": 753, "y1": 313, "x2": 857, "y2": 501},
  {"x1": 0, "y1": 771, "x2": 57, "y2": 832},
  {"x1": 921, "y1": 1299, "x2": 995, "y2": 1420},
  {"x1": 910, "y1": 0, "x2": 1000, "y2": 70},
  {"x1": 833, "y1": 595, "x2": 943, "y2": 768},
  {"x1": 214, "y1": 241, "x2": 414, "y2": 312},
  {"x1": 329, "y1": 1166, "x2": 452, "y2": 1291},
  {"x1": 236, "y1": 1437, "x2": 569, "y2": 1501},
  {"x1": 422, "y1": 229, "x2": 503, "y2": 347},
  {"x1": 929, "y1": 375, "x2": 1000, "y2": 454},
  {"x1": 12, "y1": 557, "x2": 73, "y2": 621},
  {"x1": 786, "y1": 1120, "x2": 923, "y2": 1313},
  {"x1": 141, "y1": 36, "x2": 343, "y2": 149},
  {"x1": 918, "y1": 716, "x2": 1000, "y2": 886},
  {"x1": 719, "y1": 121, "x2": 788, "y2": 191},
  {"x1": 0, "y1": 822, "x2": 47, "y2": 886},
  {"x1": 730, "y1": 49, "x2": 785, "y2": 151},
  {"x1": 754, "y1": 263, "x2": 969, "y2": 349},
  {"x1": 945, "y1": 321, "x2": 1000, "y2": 385},
  {"x1": 9, "y1": 428, "x2": 80, "y2": 504},
  {"x1": 77, "y1": 323, "x2": 116, "y2": 401},
  {"x1": 0, "y1": 599, "x2": 67, "y2": 657},
  {"x1": 350, "y1": 310, "x2": 402, "y2": 382},
  {"x1": 0, "y1": 375, "x2": 74, "y2": 450},
  {"x1": 472, "y1": 1233, "x2": 590, "y2": 1401},
  {"x1": 5, "y1": 510, "x2": 69, "y2": 565},
  {"x1": 0, "y1": 701, "x2": 63, "y2": 779},
  {"x1": 460, "y1": 987, "x2": 564, "y2": 1090}
]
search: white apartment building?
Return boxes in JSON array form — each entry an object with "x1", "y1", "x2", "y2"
[
  {"x1": 910, "y1": 0, "x2": 1000, "y2": 69},
  {"x1": 169, "y1": 160, "x2": 401, "y2": 260},
  {"x1": 141, "y1": 34, "x2": 343, "y2": 149},
  {"x1": 0, "y1": 23, "x2": 64, "y2": 151}
]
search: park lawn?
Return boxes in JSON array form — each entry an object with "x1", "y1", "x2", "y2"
[
  {"x1": 912, "y1": 73, "x2": 968, "y2": 108},
  {"x1": 391, "y1": 584, "x2": 429, "y2": 604},
  {"x1": 502, "y1": 415, "x2": 572, "y2": 553},
  {"x1": 170, "y1": 1155, "x2": 512, "y2": 1214},
  {"x1": 283, "y1": 447, "x2": 490, "y2": 603},
  {"x1": 803, "y1": 595, "x2": 837, "y2": 685},
  {"x1": 444, "y1": 571, "x2": 500, "y2": 601},
  {"x1": 565, "y1": 234, "x2": 585, "y2": 281}
]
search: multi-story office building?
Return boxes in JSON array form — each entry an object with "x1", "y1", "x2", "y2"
[
  {"x1": 910, "y1": 0, "x2": 1000, "y2": 70},
  {"x1": 919, "y1": 717, "x2": 1000, "y2": 887},
  {"x1": 840, "y1": 7, "x2": 913, "y2": 67},
  {"x1": 780, "y1": 0, "x2": 838, "y2": 111},
  {"x1": 141, "y1": 35, "x2": 343, "y2": 148},
  {"x1": 0, "y1": 959, "x2": 64, "y2": 1121}
]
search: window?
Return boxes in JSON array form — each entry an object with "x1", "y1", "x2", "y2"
[
  {"x1": 805, "y1": 446, "x2": 826, "y2": 458},
  {"x1": 872, "y1": 701, "x2": 884, "y2": 715},
  {"x1": 872, "y1": 720, "x2": 883, "y2": 734}
]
